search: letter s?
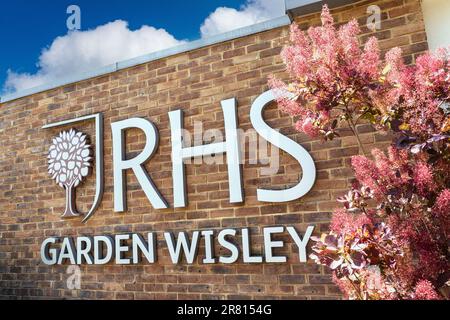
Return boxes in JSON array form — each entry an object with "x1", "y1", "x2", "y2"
[{"x1": 250, "y1": 90, "x2": 316, "y2": 202}]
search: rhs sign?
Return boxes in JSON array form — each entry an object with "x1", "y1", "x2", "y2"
[{"x1": 40, "y1": 90, "x2": 317, "y2": 265}]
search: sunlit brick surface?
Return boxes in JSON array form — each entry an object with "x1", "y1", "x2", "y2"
[{"x1": 0, "y1": 0, "x2": 428, "y2": 300}]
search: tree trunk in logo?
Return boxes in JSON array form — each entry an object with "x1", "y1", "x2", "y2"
[
  {"x1": 47, "y1": 129, "x2": 92, "y2": 219},
  {"x1": 63, "y1": 183, "x2": 80, "y2": 218}
]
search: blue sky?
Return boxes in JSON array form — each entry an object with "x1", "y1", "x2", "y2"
[{"x1": 0, "y1": 0, "x2": 285, "y2": 94}]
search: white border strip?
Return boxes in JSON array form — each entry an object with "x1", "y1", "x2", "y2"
[{"x1": 0, "y1": 15, "x2": 291, "y2": 104}]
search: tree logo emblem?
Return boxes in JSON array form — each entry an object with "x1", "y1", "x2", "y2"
[{"x1": 47, "y1": 129, "x2": 92, "y2": 218}]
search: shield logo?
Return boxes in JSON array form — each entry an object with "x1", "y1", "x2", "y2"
[{"x1": 43, "y1": 113, "x2": 104, "y2": 223}]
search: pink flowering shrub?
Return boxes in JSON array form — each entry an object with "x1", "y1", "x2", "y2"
[
  {"x1": 414, "y1": 280, "x2": 443, "y2": 300},
  {"x1": 269, "y1": 6, "x2": 450, "y2": 156},
  {"x1": 270, "y1": 5, "x2": 450, "y2": 300},
  {"x1": 321, "y1": 147, "x2": 449, "y2": 299},
  {"x1": 310, "y1": 223, "x2": 407, "y2": 300}
]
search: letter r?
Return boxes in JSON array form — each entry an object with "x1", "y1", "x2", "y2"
[{"x1": 111, "y1": 118, "x2": 168, "y2": 211}]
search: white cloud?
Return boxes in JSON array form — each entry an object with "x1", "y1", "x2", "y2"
[
  {"x1": 3, "y1": 20, "x2": 185, "y2": 93},
  {"x1": 3, "y1": 0, "x2": 286, "y2": 94},
  {"x1": 200, "y1": 0, "x2": 285, "y2": 38}
]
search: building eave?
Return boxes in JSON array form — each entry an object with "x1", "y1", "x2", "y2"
[{"x1": 285, "y1": 0, "x2": 355, "y2": 20}]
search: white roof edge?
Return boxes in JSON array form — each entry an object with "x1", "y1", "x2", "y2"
[
  {"x1": 0, "y1": 15, "x2": 291, "y2": 104},
  {"x1": 285, "y1": 0, "x2": 322, "y2": 11},
  {"x1": 285, "y1": 0, "x2": 355, "y2": 18}
]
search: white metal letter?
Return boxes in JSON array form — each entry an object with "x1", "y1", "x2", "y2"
[
  {"x1": 250, "y1": 90, "x2": 316, "y2": 202},
  {"x1": 263, "y1": 226, "x2": 287, "y2": 263},
  {"x1": 242, "y1": 228, "x2": 263, "y2": 263},
  {"x1": 287, "y1": 226, "x2": 315, "y2": 263},
  {"x1": 164, "y1": 231, "x2": 200, "y2": 264},
  {"x1": 201, "y1": 230, "x2": 216, "y2": 264},
  {"x1": 93, "y1": 236, "x2": 114, "y2": 265},
  {"x1": 218, "y1": 229, "x2": 239, "y2": 264},
  {"x1": 132, "y1": 233, "x2": 156, "y2": 264},
  {"x1": 41, "y1": 238, "x2": 59, "y2": 265},
  {"x1": 115, "y1": 234, "x2": 131, "y2": 265},
  {"x1": 57, "y1": 237, "x2": 77, "y2": 265},
  {"x1": 76, "y1": 236, "x2": 93, "y2": 264},
  {"x1": 111, "y1": 118, "x2": 168, "y2": 211},
  {"x1": 168, "y1": 99, "x2": 243, "y2": 207}
]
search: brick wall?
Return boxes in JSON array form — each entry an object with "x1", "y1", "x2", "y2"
[{"x1": 0, "y1": 0, "x2": 428, "y2": 299}]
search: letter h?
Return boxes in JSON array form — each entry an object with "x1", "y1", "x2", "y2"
[{"x1": 168, "y1": 98, "x2": 243, "y2": 207}]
